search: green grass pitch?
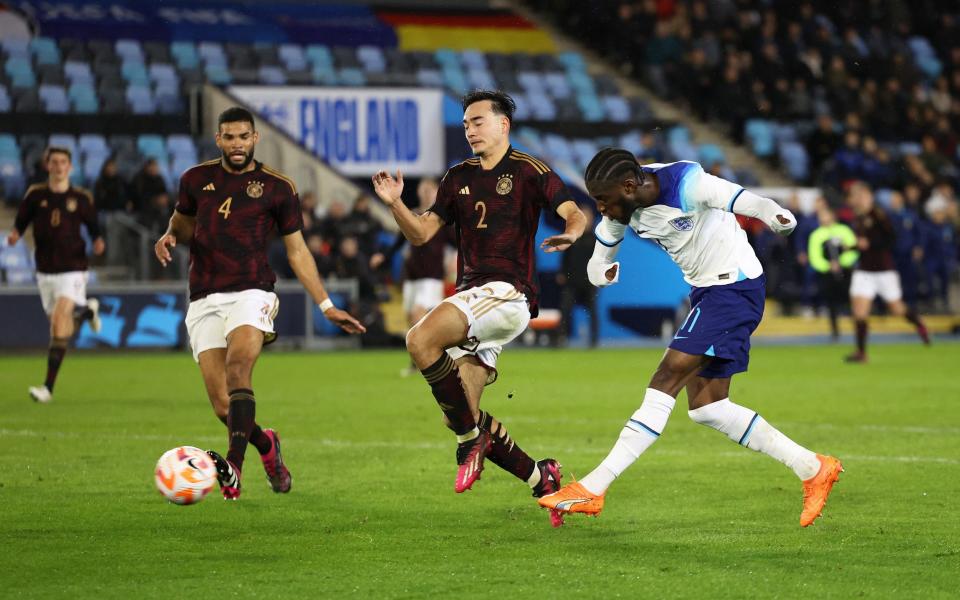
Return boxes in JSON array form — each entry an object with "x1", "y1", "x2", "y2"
[{"x1": 1, "y1": 343, "x2": 958, "y2": 598}]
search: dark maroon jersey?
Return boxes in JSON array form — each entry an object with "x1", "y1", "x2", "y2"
[
  {"x1": 429, "y1": 147, "x2": 572, "y2": 313},
  {"x1": 853, "y1": 206, "x2": 896, "y2": 271},
  {"x1": 406, "y1": 226, "x2": 453, "y2": 280},
  {"x1": 14, "y1": 183, "x2": 100, "y2": 274},
  {"x1": 175, "y1": 159, "x2": 303, "y2": 300}
]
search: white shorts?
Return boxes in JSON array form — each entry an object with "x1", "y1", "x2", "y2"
[
  {"x1": 850, "y1": 270, "x2": 902, "y2": 302},
  {"x1": 185, "y1": 289, "x2": 279, "y2": 362},
  {"x1": 443, "y1": 281, "x2": 530, "y2": 385},
  {"x1": 36, "y1": 271, "x2": 88, "y2": 315},
  {"x1": 403, "y1": 278, "x2": 444, "y2": 314}
]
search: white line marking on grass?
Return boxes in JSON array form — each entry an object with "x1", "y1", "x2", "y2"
[{"x1": 2, "y1": 428, "x2": 956, "y2": 464}]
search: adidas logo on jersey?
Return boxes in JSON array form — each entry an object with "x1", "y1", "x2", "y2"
[
  {"x1": 203, "y1": 183, "x2": 216, "y2": 191},
  {"x1": 458, "y1": 186, "x2": 470, "y2": 195}
]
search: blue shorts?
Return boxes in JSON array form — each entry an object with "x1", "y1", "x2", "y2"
[{"x1": 669, "y1": 275, "x2": 766, "y2": 379}]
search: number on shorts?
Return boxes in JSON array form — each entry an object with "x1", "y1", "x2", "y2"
[
  {"x1": 474, "y1": 201, "x2": 488, "y2": 229},
  {"x1": 218, "y1": 197, "x2": 232, "y2": 220},
  {"x1": 50, "y1": 208, "x2": 61, "y2": 227}
]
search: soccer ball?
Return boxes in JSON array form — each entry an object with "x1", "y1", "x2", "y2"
[{"x1": 154, "y1": 446, "x2": 217, "y2": 505}]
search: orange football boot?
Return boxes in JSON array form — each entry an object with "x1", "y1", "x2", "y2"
[
  {"x1": 537, "y1": 481, "x2": 605, "y2": 516},
  {"x1": 800, "y1": 454, "x2": 843, "y2": 527}
]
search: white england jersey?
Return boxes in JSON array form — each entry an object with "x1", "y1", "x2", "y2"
[{"x1": 595, "y1": 161, "x2": 763, "y2": 288}]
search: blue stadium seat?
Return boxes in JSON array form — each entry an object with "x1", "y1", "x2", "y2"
[
  {"x1": 166, "y1": 134, "x2": 195, "y2": 158},
  {"x1": 79, "y1": 134, "x2": 109, "y2": 157},
  {"x1": 544, "y1": 72, "x2": 571, "y2": 98},
  {"x1": 744, "y1": 119, "x2": 774, "y2": 157},
  {"x1": 511, "y1": 93, "x2": 531, "y2": 121},
  {"x1": 149, "y1": 63, "x2": 178, "y2": 84},
  {"x1": 543, "y1": 133, "x2": 574, "y2": 165},
  {"x1": 115, "y1": 39, "x2": 145, "y2": 62},
  {"x1": 258, "y1": 66, "x2": 286, "y2": 85},
  {"x1": 357, "y1": 46, "x2": 386, "y2": 73},
  {"x1": 442, "y1": 67, "x2": 468, "y2": 96},
  {"x1": 121, "y1": 61, "x2": 150, "y2": 85},
  {"x1": 198, "y1": 42, "x2": 227, "y2": 66},
  {"x1": 571, "y1": 139, "x2": 599, "y2": 168},
  {"x1": 618, "y1": 131, "x2": 646, "y2": 156},
  {"x1": 30, "y1": 37, "x2": 61, "y2": 66},
  {"x1": 279, "y1": 44, "x2": 307, "y2": 71},
  {"x1": 306, "y1": 45, "x2": 334, "y2": 70},
  {"x1": 416, "y1": 69, "x2": 443, "y2": 88},
  {"x1": 779, "y1": 141, "x2": 809, "y2": 181},
  {"x1": 698, "y1": 143, "x2": 726, "y2": 167},
  {"x1": 1, "y1": 38, "x2": 29, "y2": 55},
  {"x1": 434, "y1": 48, "x2": 459, "y2": 68},
  {"x1": 461, "y1": 50, "x2": 487, "y2": 71},
  {"x1": 526, "y1": 92, "x2": 556, "y2": 120},
  {"x1": 567, "y1": 71, "x2": 595, "y2": 95},
  {"x1": 0, "y1": 87, "x2": 10, "y2": 112},
  {"x1": 39, "y1": 84, "x2": 70, "y2": 113},
  {"x1": 558, "y1": 51, "x2": 586, "y2": 72},
  {"x1": 337, "y1": 68, "x2": 366, "y2": 86},
  {"x1": 63, "y1": 59, "x2": 92, "y2": 78},
  {"x1": 518, "y1": 71, "x2": 546, "y2": 93},
  {"x1": 82, "y1": 154, "x2": 107, "y2": 183},
  {"x1": 601, "y1": 95, "x2": 630, "y2": 122},
  {"x1": 0, "y1": 236, "x2": 35, "y2": 284},
  {"x1": 170, "y1": 41, "x2": 199, "y2": 69},
  {"x1": 137, "y1": 135, "x2": 167, "y2": 161},
  {"x1": 467, "y1": 68, "x2": 496, "y2": 91},
  {"x1": 48, "y1": 134, "x2": 78, "y2": 159},
  {"x1": 204, "y1": 64, "x2": 231, "y2": 85},
  {"x1": 576, "y1": 93, "x2": 605, "y2": 122}
]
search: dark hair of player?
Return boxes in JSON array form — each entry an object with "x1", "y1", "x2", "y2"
[
  {"x1": 584, "y1": 147, "x2": 641, "y2": 187},
  {"x1": 44, "y1": 146, "x2": 72, "y2": 163},
  {"x1": 218, "y1": 106, "x2": 256, "y2": 131},
  {"x1": 461, "y1": 90, "x2": 516, "y2": 123}
]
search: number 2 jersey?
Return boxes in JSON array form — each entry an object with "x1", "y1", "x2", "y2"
[
  {"x1": 175, "y1": 159, "x2": 303, "y2": 300},
  {"x1": 429, "y1": 147, "x2": 572, "y2": 315},
  {"x1": 14, "y1": 183, "x2": 100, "y2": 274}
]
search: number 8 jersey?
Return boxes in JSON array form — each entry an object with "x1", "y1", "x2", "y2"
[
  {"x1": 429, "y1": 146, "x2": 571, "y2": 316},
  {"x1": 175, "y1": 159, "x2": 302, "y2": 300}
]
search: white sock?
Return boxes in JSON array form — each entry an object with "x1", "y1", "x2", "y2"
[
  {"x1": 455, "y1": 427, "x2": 479, "y2": 443},
  {"x1": 579, "y1": 388, "x2": 676, "y2": 495},
  {"x1": 526, "y1": 464, "x2": 541, "y2": 488},
  {"x1": 688, "y1": 399, "x2": 820, "y2": 480}
]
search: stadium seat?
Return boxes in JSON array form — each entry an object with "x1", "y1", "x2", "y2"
[
  {"x1": 461, "y1": 50, "x2": 487, "y2": 71},
  {"x1": 137, "y1": 135, "x2": 167, "y2": 161},
  {"x1": 337, "y1": 68, "x2": 366, "y2": 86},
  {"x1": 204, "y1": 64, "x2": 231, "y2": 85},
  {"x1": 571, "y1": 139, "x2": 599, "y2": 167},
  {"x1": 39, "y1": 84, "x2": 70, "y2": 113},
  {"x1": 779, "y1": 141, "x2": 809, "y2": 181},
  {"x1": 467, "y1": 68, "x2": 496, "y2": 91},
  {"x1": 0, "y1": 86, "x2": 10, "y2": 112},
  {"x1": 698, "y1": 144, "x2": 726, "y2": 167},
  {"x1": 544, "y1": 72, "x2": 571, "y2": 98},
  {"x1": 745, "y1": 119, "x2": 775, "y2": 157},
  {"x1": 48, "y1": 134, "x2": 78, "y2": 157},
  {"x1": 115, "y1": 39, "x2": 145, "y2": 63},
  {"x1": 543, "y1": 133, "x2": 574, "y2": 165},
  {"x1": 526, "y1": 91, "x2": 557, "y2": 120},
  {"x1": 279, "y1": 44, "x2": 307, "y2": 71},
  {"x1": 357, "y1": 46, "x2": 386, "y2": 73},
  {"x1": 198, "y1": 42, "x2": 227, "y2": 66},
  {"x1": 170, "y1": 41, "x2": 199, "y2": 70},
  {"x1": 306, "y1": 45, "x2": 334, "y2": 70},
  {"x1": 416, "y1": 69, "x2": 443, "y2": 88},
  {"x1": 63, "y1": 61, "x2": 94, "y2": 84},
  {"x1": 577, "y1": 93, "x2": 605, "y2": 122},
  {"x1": 258, "y1": 66, "x2": 286, "y2": 85},
  {"x1": 601, "y1": 95, "x2": 631, "y2": 122}
]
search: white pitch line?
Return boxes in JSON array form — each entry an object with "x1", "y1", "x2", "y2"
[{"x1": 1, "y1": 428, "x2": 956, "y2": 465}]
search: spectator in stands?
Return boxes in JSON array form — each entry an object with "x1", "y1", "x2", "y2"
[
  {"x1": 318, "y1": 199, "x2": 348, "y2": 255},
  {"x1": 341, "y1": 194, "x2": 382, "y2": 258},
  {"x1": 94, "y1": 157, "x2": 130, "y2": 214},
  {"x1": 130, "y1": 158, "x2": 167, "y2": 212},
  {"x1": 887, "y1": 190, "x2": 926, "y2": 308},
  {"x1": 808, "y1": 200, "x2": 858, "y2": 340},
  {"x1": 806, "y1": 114, "x2": 841, "y2": 180},
  {"x1": 299, "y1": 191, "x2": 320, "y2": 235},
  {"x1": 923, "y1": 194, "x2": 958, "y2": 312},
  {"x1": 333, "y1": 236, "x2": 377, "y2": 302},
  {"x1": 305, "y1": 232, "x2": 333, "y2": 278},
  {"x1": 27, "y1": 156, "x2": 48, "y2": 187},
  {"x1": 557, "y1": 203, "x2": 598, "y2": 347},
  {"x1": 830, "y1": 130, "x2": 866, "y2": 185}
]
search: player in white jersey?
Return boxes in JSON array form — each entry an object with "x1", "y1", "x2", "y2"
[{"x1": 538, "y1": 149, "x2": 842, "y2": 527}]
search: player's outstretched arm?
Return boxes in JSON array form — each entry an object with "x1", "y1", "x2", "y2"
[
  {"x1": 282, "y1": 230, "x2": 367, "y2": 335},
  {"x1": 541, "y1": 200, "x2": 587, "y2": 253},
  {"x1": 371, "y1": 169, "x2": 444, "y2": 245},
  {"x1": 154, "y1": 211, "x2": 195, "y2": 267},
  {"x1": 731, "y1": 190, "x2": 797, "y2": 235},
  {"x1": 586, "y1": 216, "x2": 625, "y2": 287}
]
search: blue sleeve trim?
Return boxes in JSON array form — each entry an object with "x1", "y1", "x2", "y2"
[
  {"x1": 594, "y1": 233, "x2": 623, "y2": 247},
  {"x1": 727, "y1": 188, "x2": 745, "y2": 212}
]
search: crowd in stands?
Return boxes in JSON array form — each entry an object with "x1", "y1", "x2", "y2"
[{"x1": 533, "y1": 0, "x2": 959, "y2": 314}]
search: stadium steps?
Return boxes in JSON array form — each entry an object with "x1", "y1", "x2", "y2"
[{"x1": 514, "y1": 5, "x2": 792, "y2": 187}]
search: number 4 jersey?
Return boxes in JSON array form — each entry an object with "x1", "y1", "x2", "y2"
[
  {"x1": 175, "y1": 159, "x2": 302, "y2": 300},
  {"x1": 429, "y1": 147, "x2": 572, "y2": 315}
]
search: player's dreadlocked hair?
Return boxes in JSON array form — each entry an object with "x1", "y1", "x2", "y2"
[
  {"x1": 584, "y1": 147, "x2": 641, "y2": 188},
  {"x1": 462, "y1": 90, "x2": 516, "y2": 123}
]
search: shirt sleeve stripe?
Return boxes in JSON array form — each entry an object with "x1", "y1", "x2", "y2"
[
  {"x1": 262, "y1": 165, "x2": 298, "y2": 195},
  {"x1": 595, "y1": 233, "x2": 623, "y2": 247},
  {"x1": 727, "y1": 188, "x2": 745, "y2": 212},
  {"x1": 511, "y1": 155, "x2": 547, "y2": 174},
  {"x1": 512, "y1": 151, "x2": 550, "y2": 172}
]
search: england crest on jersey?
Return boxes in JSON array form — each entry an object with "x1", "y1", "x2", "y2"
[{"x1": 669, "y1": 216, "x2": 694, "y2": 231}]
